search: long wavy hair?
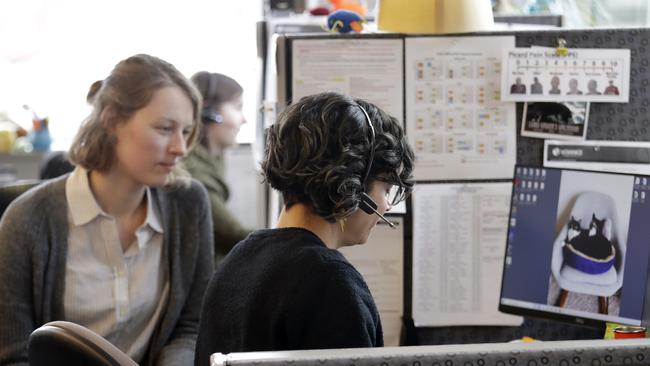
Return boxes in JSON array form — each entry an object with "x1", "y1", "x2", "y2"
[{"x1": 262, "y1": 92, "x2": 414, "y2": 222}]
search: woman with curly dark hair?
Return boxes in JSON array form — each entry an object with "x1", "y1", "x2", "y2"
[{"x1": 195, "y1": 91, "x2": 414, "y2": 361}]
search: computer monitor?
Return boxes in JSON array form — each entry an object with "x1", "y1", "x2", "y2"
[{"x1": 499, "y1": 165, "x2": 650, "y2": 329}]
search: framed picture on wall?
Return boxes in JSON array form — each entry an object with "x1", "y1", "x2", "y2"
[{"x1": 521, "y1": 101, "x2": 589, "y2": 141}]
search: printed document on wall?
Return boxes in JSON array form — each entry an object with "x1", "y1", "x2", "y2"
[
  {"x1": 501, "y1": 47, "x2": 630, "y2": 103},
  {"x1": 341, "y1": 218, "x2": 404, "y2": 346},
  {"x1": 292, "y1": 38, "x2": 403, "y2": 123},
  {"x1": 405, "y1": 36, "x2": 517, "y2": 180},
  {"x1": 412, "y1": 183, "x2": 522, "y2": 326}
]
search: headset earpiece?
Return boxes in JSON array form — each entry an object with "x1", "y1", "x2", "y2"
[{"x1": 201, "y1": 109, "x2": 224, "y2": 124}]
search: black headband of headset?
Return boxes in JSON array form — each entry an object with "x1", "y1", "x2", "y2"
[
  {"x1": 357, "y1": 103, "x2": 376, "y2": 189},
  {"x1": 355, "y1": 103, "x2": 397, "y2": 228},
  {"x1": 356, "y1": 103, "x2": 380, "y2": 216},
  {"x1": 201, "y1": 74, "x2": 223, "y2": 124}
]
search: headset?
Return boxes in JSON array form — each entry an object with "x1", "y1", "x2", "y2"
[
  {"x1": 356, "y1": 104, "x2": 396, "y2": 228},
  {"x1": 201, "y1": 74, "x2": 224, "y2": 124}
]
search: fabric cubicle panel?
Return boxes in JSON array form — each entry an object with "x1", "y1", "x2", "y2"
[
  {"x1": 276, "y1": 27, "x2": 650, "y2": 344},
  {"x1": 212, "y1": 339, "x2": 650, "y2": 366},
  {"x1": 414, "y1": 27, "x2": 649, "y2": 345}
]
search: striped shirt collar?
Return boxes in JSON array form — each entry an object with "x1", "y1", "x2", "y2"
[{"x1": 65, "y1": 167, "x2": 164, "y2": 234}]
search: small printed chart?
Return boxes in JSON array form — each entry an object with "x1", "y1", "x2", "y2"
[
  {"x1": 406, "y1": 36, "x2": 517, "y2": 181},
  {"x1": 501, "y1": 48, "x2": 630, "y2": 103}
]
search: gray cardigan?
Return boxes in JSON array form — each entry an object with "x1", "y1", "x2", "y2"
[{"x1": 0, "y1": 175, "x2": 214, "y2": 366}]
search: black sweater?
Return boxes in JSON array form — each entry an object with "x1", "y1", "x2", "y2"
[{"x1": 195, "y1": 228, "x2": 383, "y2": 365}]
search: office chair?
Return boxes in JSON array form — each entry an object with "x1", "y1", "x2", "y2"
[
  {"x1": 28, "y1": 321, "x2": 138, "y2": 366},
  {"x1": 0, "y1": 179, "x2": 40, "y2": 219}
]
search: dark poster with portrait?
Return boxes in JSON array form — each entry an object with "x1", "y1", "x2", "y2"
[{"x1": 521, "y1": 102, "x2": 589, "y2": 141}]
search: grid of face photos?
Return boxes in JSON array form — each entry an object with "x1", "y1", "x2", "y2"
[
  {"x1": 502, "y1": 48, "x2": 631, "y2": 142},
  {"x1": 509, "y1": 76, "x2": 621, "y2": 97},
  {"x1": 502, "y1": 48, "x2": 630, "y2": 104}
]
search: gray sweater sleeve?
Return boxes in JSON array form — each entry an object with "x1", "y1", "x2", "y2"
[
  {"x1": 154, "y1": 180, "x2": 215, "y2": 366},
  {"x1": 0, "y1": 178, "x2": 214, "y2": 366},
  {"x1": 0, "y1": 188, "x2": 48, "y2": 365}
]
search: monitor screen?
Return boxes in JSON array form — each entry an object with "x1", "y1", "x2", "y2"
[{"x1": 499, "y1": 165, "x2": 650, "y2": 328}]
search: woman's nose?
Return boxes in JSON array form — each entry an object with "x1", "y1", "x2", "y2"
[{"x1": 169, "y1": 131, "x2": 187, "y2": 156}]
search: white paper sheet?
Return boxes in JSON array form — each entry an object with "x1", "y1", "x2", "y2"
[
  {"x1": 292, "y1": 38, "x2": 403, "y2": 123},
  {"x1": 501, "y1": 47, "x2": 631, "y2": 103},
  {"x1": 341, "y1": 218, "x2": 404, "y2": 346},
  {"x1": 544, "y1": 139, "x2": 650, "y2": 175},
  {"x1": 412, "y1": 183, "x2": 523, "y2": 327},
  {"x1": 405, "y1": 36, "x2": 517, "y2": 181}
]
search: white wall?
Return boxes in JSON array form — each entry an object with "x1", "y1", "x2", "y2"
[{"x1": 0, "y1": 0, "x2": 262, "y2": 150}]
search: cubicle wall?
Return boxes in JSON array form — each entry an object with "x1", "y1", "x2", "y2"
[
  {"x1": 212, "y1": 338, "x2": 650, "y2": 366},
  {"x1": 275, "y1": 27, "x2": 650, "y2": 344}
]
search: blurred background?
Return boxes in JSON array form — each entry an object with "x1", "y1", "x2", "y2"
[
  {"x1": 1, "y1": 0, "x2": 650, "y2": 228},
  {"x1": 1, "y1": 0, "x2": 649, "y2": 150}
]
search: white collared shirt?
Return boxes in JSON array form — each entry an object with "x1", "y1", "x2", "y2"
[{"x1": 63, "y1": 167, "x2": 169, "y2": 362}]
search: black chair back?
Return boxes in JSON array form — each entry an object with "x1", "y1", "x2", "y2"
[
  {"x1": 0, "y1": 179, "x2": 40, "y2": 219},
  {"x1": 28, "y1": 321, "x2": 137, "y2": 366}
]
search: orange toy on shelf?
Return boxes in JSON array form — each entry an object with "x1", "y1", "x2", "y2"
[{"x1": 330, "y1": 0, "x2": 366, "y2": 16}]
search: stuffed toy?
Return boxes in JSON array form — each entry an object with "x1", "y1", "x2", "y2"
[{"x1": 327, "y1": 9, "x2": 364, "y2": 33}]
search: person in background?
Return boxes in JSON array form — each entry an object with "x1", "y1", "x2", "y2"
[
  {"x1": 0, "y1": 54, "x2": 214, "y2": 365},
  {"x1": 530, "y1": 77, "x2": 544, "y2": 94},
  {"x1": 530, "y1": 77, "x2": 543, "y2": 94},
  {"x1": 184, "y1": 71, "x2": 252, "y2": 264},
  {"x1": 567, "y1": 78, "x2": 583, "y2": 95},
  {"x1": 549, "y1": 76, "x2": 561, "y2": 94},
  {"x1": 195, "y1": 92, "x2": 415, "y2": 364},
  {"x1": 604, "y1": 80, "x2": 620, "y2": 95},
  {"x1": 510, "y1": 77, "x2": 526, "y2": 94},
  {"x1": 587, "y1": 79, "x2": 602, "y2": 95}
]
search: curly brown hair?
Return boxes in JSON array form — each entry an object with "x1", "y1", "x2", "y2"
[{"x1": 262, "y1": 92, "x2": 414, "y2": 222}]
